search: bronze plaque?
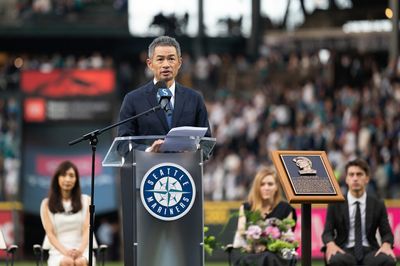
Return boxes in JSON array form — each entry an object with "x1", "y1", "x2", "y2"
[
  {"x1": 281, "y1": 155, "x2": 335, "y2": 195},
  {"x1": 271, "y1": 151, "x2": 345, "y2": 203}
]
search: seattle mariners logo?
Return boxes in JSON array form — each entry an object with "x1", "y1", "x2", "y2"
[{"x1": 140, "y1": 163, "x2": 196, "y2": 221}]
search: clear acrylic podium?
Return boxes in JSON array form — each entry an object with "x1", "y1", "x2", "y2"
[{"x1": 103, "y1": 136, "x2": 216, "y2": 266}]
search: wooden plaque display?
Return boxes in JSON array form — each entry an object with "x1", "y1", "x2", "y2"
[{"x1": 271, "y1": 150, "x2": 345, "y2": 203}]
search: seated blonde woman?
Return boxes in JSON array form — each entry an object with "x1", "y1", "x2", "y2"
[{"x1": 232, "y1": 166, "x2": 297, "y2": 266}]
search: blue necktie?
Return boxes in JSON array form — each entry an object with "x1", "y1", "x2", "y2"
[{"x1": 165, "y1": 91, "x2": 173, "y2": 128}]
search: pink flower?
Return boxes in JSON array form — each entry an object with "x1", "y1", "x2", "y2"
[
  {"x1": 246, "y1": 225, "x2": 262, "y2": 240},
  {"x1": 281, "y1": 230, "x2": 295, "y2": 242},
  {"x1": 264, "y1": 225, "x2": 281, "y2": 239}
]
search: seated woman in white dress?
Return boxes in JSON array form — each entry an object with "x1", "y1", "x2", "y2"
[{"x1": 40, "y1": 160, "x2": 94, "y2": 266}]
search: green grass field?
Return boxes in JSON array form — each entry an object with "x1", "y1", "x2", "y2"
[{"x1": 7, "y1": 261, "x2": 326, "y2": 266}]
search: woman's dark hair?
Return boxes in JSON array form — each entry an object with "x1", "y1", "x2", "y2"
[{"x1": 48, "y1": 160, "x2": 82, "y2": 213}]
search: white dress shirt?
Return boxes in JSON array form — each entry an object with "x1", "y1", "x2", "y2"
[{"x1": 346, "y1": 191, "x2": 370, "y2": 248}]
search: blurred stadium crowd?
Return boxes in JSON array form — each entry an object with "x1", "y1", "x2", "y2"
[
  {"x1": 0, "y1": 0, "x2": 126, "y2": 20},
  {"x1": 0, "y1": 94, "x2": 19, "y2": 201},
  {"x1": 1, "y1": 47, "x2": 400, "y2": 202}
]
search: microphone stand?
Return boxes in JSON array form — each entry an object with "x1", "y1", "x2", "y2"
[{"x1": 68, "y1": 104, "x2": 162, "y2": 266}]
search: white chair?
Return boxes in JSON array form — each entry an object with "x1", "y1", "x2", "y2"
[
  {"x1": 0, "y1": 229, "x2": 18, "y2": 266},
  {"x1": 0, "y1": 230, "x2": 5, "y2": 251}
]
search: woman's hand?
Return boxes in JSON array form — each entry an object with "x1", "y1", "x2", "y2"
[
  {"x1": 65, "y1": 249, "x2": 83, "y2": 259},
  {"x1": 65, "y1": 249, "x2": 76, "y2": 258},
  {"x1": 71, "y1": 249, "x2": 83, "y2": 259}
]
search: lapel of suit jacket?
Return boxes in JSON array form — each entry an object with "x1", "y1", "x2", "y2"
[
  {"x1": 171, "y1": 83, "x2": 187, "y2": 128},
  {"x1": 344, "y1": 194, "x2": 350, "y2": 234},
  {"x1": 145, "y1": 82, "x2": 169, "y2": 132},
  {"x1": 365, "y1": 195, "x2": 373, "y2": 235}
]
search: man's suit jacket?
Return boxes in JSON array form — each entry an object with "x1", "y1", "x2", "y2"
[
  {"x1": 118, "y1": 81, "x2": 211, "y2": 137},
  {"x1": 322, "y1": 193, "x2": 394, "y2": 250}
]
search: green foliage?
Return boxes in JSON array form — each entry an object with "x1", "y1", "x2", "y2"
[
  {"x1": 267, "y1": 239, "x2": 297, "y2": 253},
  {"x1": 245, "y1": 209, "x2": 264, "y2": 224},
  {"x1": 204, "y1": 226, "x2": 217, "y2": 256}
]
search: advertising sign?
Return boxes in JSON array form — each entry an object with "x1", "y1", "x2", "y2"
[{"x1": 21, "y1": 70, "x2": 115, "y2": 97}]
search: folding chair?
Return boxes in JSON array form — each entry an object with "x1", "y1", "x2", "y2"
[{"x1": 0, "y1": 229, "x2": 18, "y2": 266}]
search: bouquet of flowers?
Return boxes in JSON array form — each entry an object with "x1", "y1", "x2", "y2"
[{"x1": 243, "y1": 211, "x2": 298, "y2": 259}]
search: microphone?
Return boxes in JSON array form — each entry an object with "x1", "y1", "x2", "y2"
[
  {"x1": 70, "y1": 83, "x2": 171, "y2": 146},
  {"x1": 155, "y1": 81, "x2": 172, "y2": 111}
]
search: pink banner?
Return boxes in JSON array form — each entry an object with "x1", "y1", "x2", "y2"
[
  {"x1": 294, "y1": 207, "x2": 400, "y2": 258},
  {"x1": 0, "y1": 211, "x2": 14, "y2": 258},
  {"x1": 36, "y1": 154, "x2": 103, "y2": 176},
  {"x1": 387, "y1": 208, "x2": 400, "y2": 256}
]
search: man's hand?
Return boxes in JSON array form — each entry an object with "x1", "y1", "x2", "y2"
[
  {"x1": 326, "y1": 241, "x2": 345, "y2": 263},
  {"x1": 375, "y1": 242, "x2": 396, "y2": 260},
  {"x1": 146, "y1": 139, "x2": 164, "y2": 153}
]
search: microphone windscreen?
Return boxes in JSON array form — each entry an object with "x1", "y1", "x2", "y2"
[{"x1": 155, "y1": 81, "x2": 172, "y2": 106}]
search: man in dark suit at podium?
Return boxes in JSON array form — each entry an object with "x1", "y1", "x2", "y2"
[
  {"x1": 116, "y1": 36, "x2": 212, "y2": 266},
  {"x1": 117, "y1": 36, "x2": 211, "y2": 152},
  {"x1": 322, "y1": 158, "x2": 396, "y2": 266}
]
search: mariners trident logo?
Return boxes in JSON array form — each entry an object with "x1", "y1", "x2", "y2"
[{"x1": 140, "y1": 163, "x2": 196, "y2": 221}]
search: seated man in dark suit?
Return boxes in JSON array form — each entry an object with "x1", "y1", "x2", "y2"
[
  {"x1": 322, "y1": 158, "x2": 396, "y2": 266},
  {"x1": 117, "y1": 35, "x2": 211, "y2": 153}
]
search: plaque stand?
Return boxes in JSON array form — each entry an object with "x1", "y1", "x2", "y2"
[
  {"x1": 301, "y1": 204, "x2": 311, "y2": 266},
  {"x1": 271, "y1": 150, "x2": 345, "y2": 266}
]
